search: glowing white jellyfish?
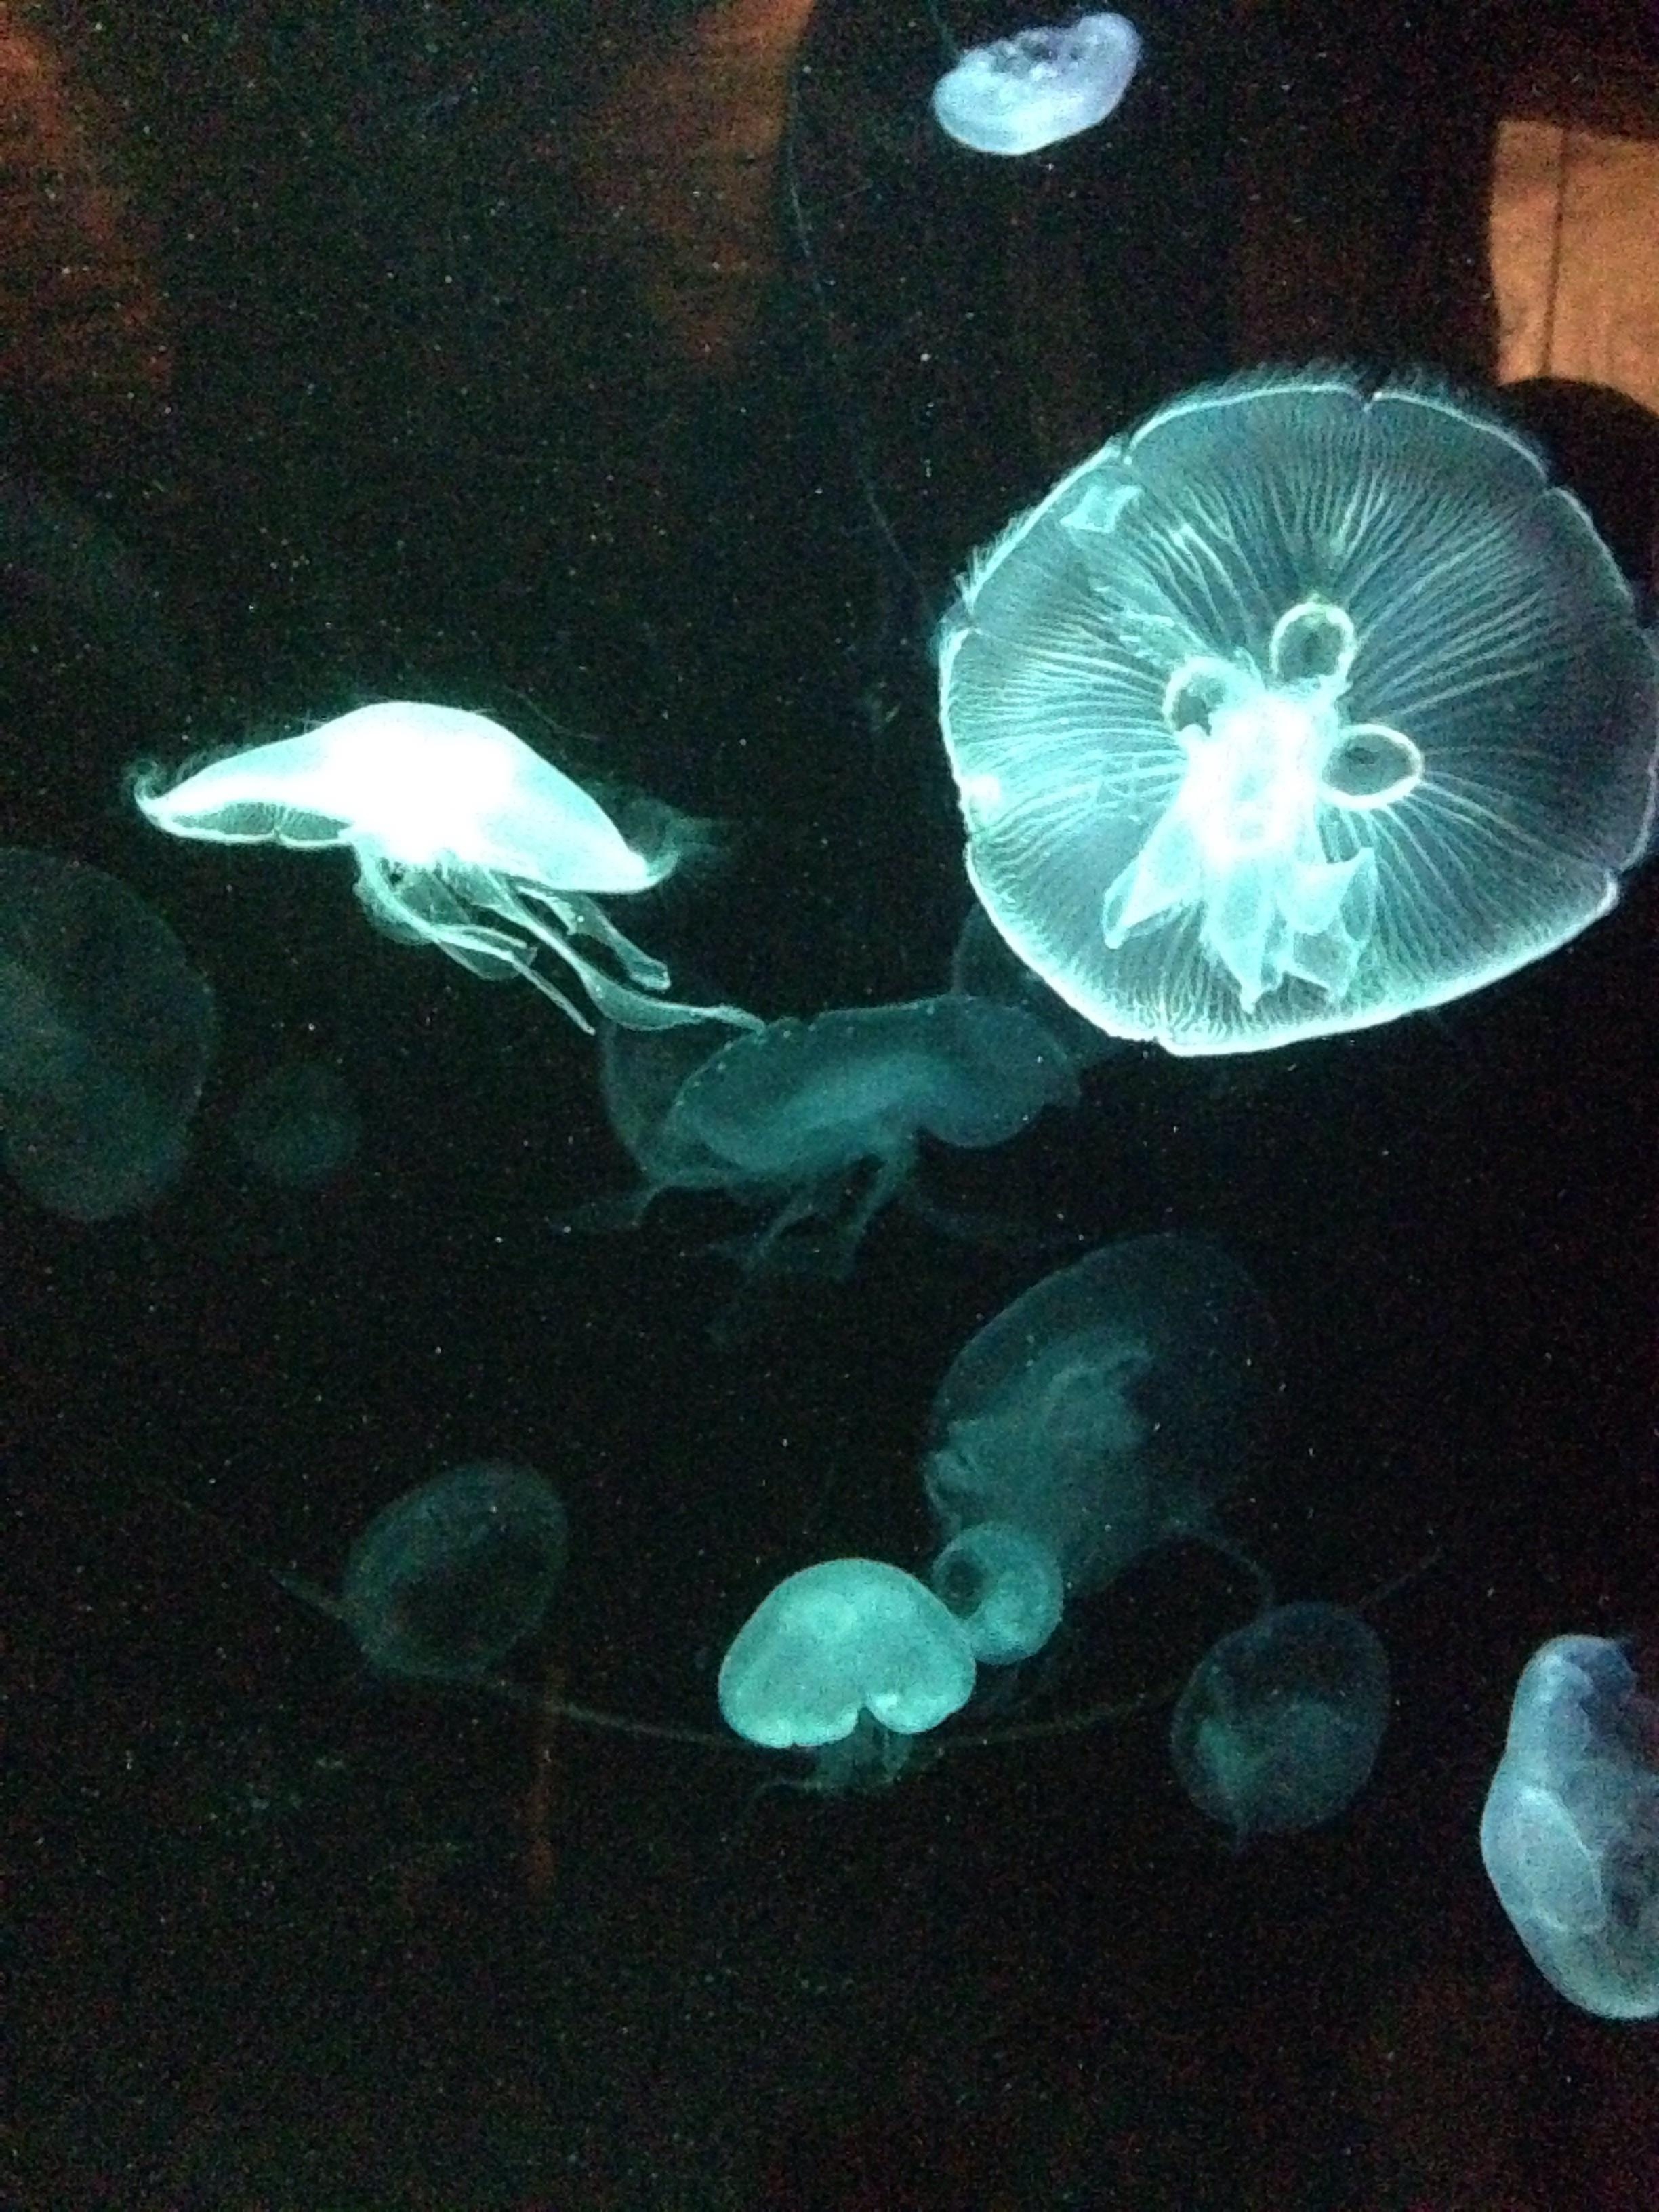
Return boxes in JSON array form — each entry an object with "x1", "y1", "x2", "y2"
[
  {"x1": 936, "y1": 369, "x2": 1659, "y2": 1054},
  {"x1": 132, "y1": 701, "x2": 758, "y2": 1034},
  {"x1": 931, "y1": 14, "x2": 1142, "y2": 157}
]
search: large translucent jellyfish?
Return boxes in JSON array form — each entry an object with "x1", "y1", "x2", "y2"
[
  {"x1": 719, "y1": 1559, "x2": 977, "y2": 1787},
  {"x1": 931, "y1": 14, "x2": 1142, "y2": 157},
  {"x1": 936, "y1": 369, "x2": 1659, "y2": 1054},
  {"x1": 591, "y1": 989, "x2": 1080, "y2": 1274},
  {"x1": 131, "y1": 701, "x2": 759, "y2": 1034},
  {"x1": 232, "y1": 1059, "x2": 360, "y2": 1188},
  {"x1": 1170, "y1": 1603, "x2": 1389, "y2": 1841},
  {"x1": 337, "y1": 1460, "x2": 569, "y2": 1683},
  {"x1": 0, "y1": 848, "x2": 215, "y2": 1219},
  {"x1": 924, "y1": 1233, "x2": 1275, "y2": 1596},
  {"x1": 1479, "y1": 1634, "x2": 1659, "y2": 2020}
]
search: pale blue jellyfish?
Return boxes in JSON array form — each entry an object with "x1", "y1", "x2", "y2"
[
  {"x1": 232, "y1": 1059, "x2": 360, "y2": 1188},
  {"x1": 719, "y1": 1558, "x2": 978, "y2": 1786},
  {"x1": 1170, "y1": 1603, "x2": 1389, "y2": 1841},
  {"x1": 931, "y1": 14, "x2": 1142, "y2": 157},
  {"x1": 592, "y1": 989, "x2": 1079, "y2": 1273},
  {"x1": 936, "y1": 369, "x2": 1659, "y2": 1053},
  {"x1": 930, "y1": 1521, "x2": 1065, "y2": 1665},
  {"x1": 924, "y1": 1233, "x2": 1275, "y2": 1597},
  {"x1": 132, "y1": 701, "x2": 758, "y2": 1034},
  {"x1": 338, "y1": 1460, "x2": 569, "y2": 1683},
  {"x1": 0, "y1": 848, "x2": 215, "y2": 1218},
  {"x1": 1480, "y1": 1634, "x2": 1659, "y2": 2020}
]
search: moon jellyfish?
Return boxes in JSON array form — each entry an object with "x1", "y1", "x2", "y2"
[
  {"x1": 1479, "y1": 1634, "x2": 1659, "y2": 2020},
  {"x1": 0, "y1": 848, "x2": 214, "y2": 1219},
  {"x1": 131, "y1": 701, "x2": 759, "y2": 1035},
  {"x1": 340, "y1": 1460, "x2": 569, "y2": 1683},
  {"x1": 1170, "y1": 1603, "x2": 1389, "y2": 1841},
  {"x1": 592, "y1": 990, "x2": 1079, "y2": 1274},
  {"x1": 930, "y1": 1521, "x2": 1065, "y2": 1665},
  {"x1": 232, "y1": 1058, "x2": 360, "y2": 1188},
  {"x1": 931, "y1": 14, "x2": 1142, "y2": 157},
  {"x1": 719, "y1": 1559, "x2": 977, "y2": 1786},
  {"x1": 936, "y1": 368, "x2": 1659, "y2": 1054},
  {"x1": 925, "y1": 1233, "x2": 1274, "y2": 1597}
]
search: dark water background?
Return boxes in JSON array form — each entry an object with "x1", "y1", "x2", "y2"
[{"x1": 7, "y1": 3, "x2": 1658, "y2": 2203}]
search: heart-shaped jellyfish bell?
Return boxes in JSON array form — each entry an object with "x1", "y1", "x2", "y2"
[
  {"x1": 719, "y1": 1558, "x2": 978, "y2": 1791},
  {"x1": 1170, "y1": 1602, "x2": 1390, "y2": 1843},
  {"x1": 937, "y1": 369, "x2": 1659, "y2": 1052},
  {"x1": 1480, "y1": 1633, "x2": 1659, "y2": 2021},
  {"x1": 132, "y1": 701, "x2": 758, "y2": 1036},
  {"x1": 931, "y1": 14, "x2": 1142, "y2": 157}
]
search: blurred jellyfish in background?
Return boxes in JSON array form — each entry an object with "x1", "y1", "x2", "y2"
[
  {"x1": 232, "y1": 1058, "x2": 360, "y2": 1189},
  {"x1": 0, "y1": 848, "x2": 214, "y2": 1219},
  {"x1": 1480, "y1": 1634, "x2": 1659, "y2": 2020},
  {"x1": 1170, "y1": 1602, "x2": 1389, "y2": 1841},
  {"x1": 132, "y1": 701, "x2": 759, "y2": 1034},
  {"x1": 924, "y1": 1235, "x2": 1275, "y2": 1645},
  {"x1": 932, "y1": 13, "x2": 1142, "y2": 157},
  {"x1": 937, "y1": 368, "x2": 1659, "y2": 1054},
  {"x1": 588, "y1": 986, "x2": 1081, "y2": 1275},
  {"x1": 719, "y1": 1558, "x2": 978, "y2": 1790},
  {"x1": 333, "y1": 1461, "x2": 569, "y2": 1685}
]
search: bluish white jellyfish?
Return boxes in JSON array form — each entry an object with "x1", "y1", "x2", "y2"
[
  {"x1": 592, "y1": 989, "x2": 1079, "y2": 1273},
  {"x1": 930, "y1": 1521, "x2": 1065, "y2": 1664},
  {"x1": 131, "y1": 701, "x2": 759, "y2": 1034},
  {"x1": 1170, "y1": 1603, "x2": 1389, "y2": 1841},
  {"x1": 931, "y1": 14, "x2": 1141, "y2": 157},
  {"x1": 232, "y1": 1058, "x2": 360, "y2": 1188},
  {"x1": 719, "y1": 1558, "x2": 978, "y2": 1787},
  {"x1": 337, "y1": 1461, "x2": 569, "y2": 1683},
  {"x1": 925, "y1": 1233, "x2": 1274, "y2": 1596},
  {"x1": 1480, "y1": 1634, "x2": 1659, "y2": 2020},
  {"x1": 0, "y1": 848, "x2": 215, "y2": 1218},
  {"x1": 937, "y1": 369, "x2": 1659, "y2": 1053}
]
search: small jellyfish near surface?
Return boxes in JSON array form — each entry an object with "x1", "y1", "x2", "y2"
[
  {"x1": 232, "y1": 1059, "x2": 360, "y2": 1188},
  {"x1": 1170, "y1": 1603, "x2": 1390, "y2": 1841},
  {"x1": 925, "y1": 1233, "x2": 1275, "y2": 1597},
  {"x1": 592, "y1": 989, "x2": 1078, "y2": 1274},
  {"x1": 1480, "y1": 1635, "x2": 1659, "y2": 2020},
  {"x1": 931, "y1": 14, "x2": 1142, "y2": 157},
  {"x1": 936, "y1": 369, "x2": 1659, "y2": 1053},
  {"x1": 0, "y1": 848, "x2": 215, "y2": 1219},
  {"x1": 131, "y1": 701, "x2": 758, "y2": 1034},
  {"x1": 341, "y1": 1460, "x2": 569, "y2": 1683},
  {"x1": 718, "y1": 1559, "x2": 977, "y2": 1771}
]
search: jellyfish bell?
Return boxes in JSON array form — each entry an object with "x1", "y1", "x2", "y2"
[
  {"x1": 718, "y1": 1559, "x2": 978, "y2": 1784},
  {"x1": 931, "y1": 14, "x2": 1143, "y2": 157},
  {"x1": 937, "y1": 367, "x2": 1659, "y2": 1054},
  {"x1": 1480, "y1": 1633, "x2": 1659, "y2": 2020},
  {"x1": 132, "y1": 701, "x2": 759, "y2": 1035}
]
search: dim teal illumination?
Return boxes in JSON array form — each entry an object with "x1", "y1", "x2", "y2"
[
  {"x1": 1170, "y1": 1603, "x2": 1389, "y2": 1841},
  {"x1": 929, "y1": 1520, "x2": 1065, "y2": 1665},
  {"x1": 718, "y1": 1558, "x2": 977, "y2": 1757},
  {"x1": 131, "y1": 701, "x2": 759, "y2": 1034},
  {"x1": 1481, "y1": 1635, "x2": 1659, "y2": 2020},
  {"x1": 594, "y1": 989, "x2": 1078, "y2": 1273},
  {"x1": 340, "y1": 1460, "x2": 569, "y2": 1683},
  {"x1": 0, "y1": 848, "x2": 214, "y2": 1219},
  {"x1": 936, "y1": 369, "x2": 1659, "y2": 1053},
  {"x1": 925, "y1": 1233, "x2": 1274, "y2": 1596}
]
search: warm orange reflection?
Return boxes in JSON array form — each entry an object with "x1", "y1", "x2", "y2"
[{"x1": 569, "y1": 0, "x2": 818, "y2": 368}]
